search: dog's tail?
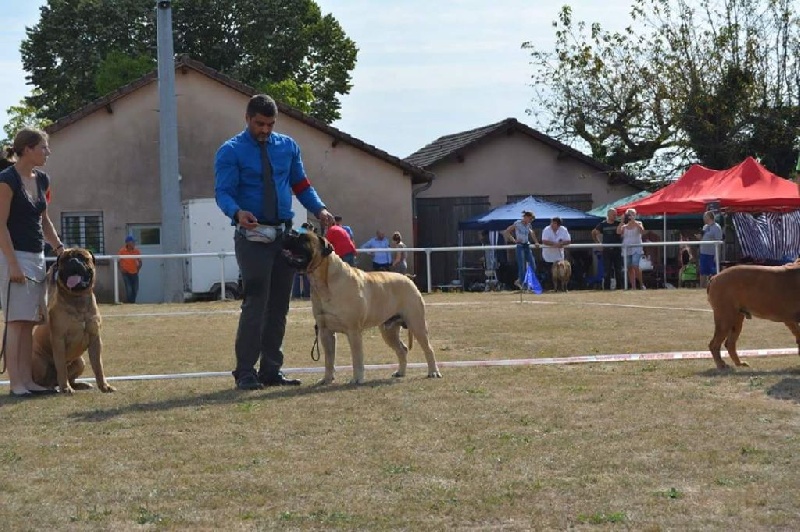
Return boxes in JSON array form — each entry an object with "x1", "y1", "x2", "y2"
[{"x1": 706, "y1": 274, "x2": 715, "y2": 295}]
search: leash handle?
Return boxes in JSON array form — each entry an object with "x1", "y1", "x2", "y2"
[{"x1": 310, "y1": 324, "x2": 320, "y2": 362}]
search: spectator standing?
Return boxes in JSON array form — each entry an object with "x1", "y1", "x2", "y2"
[
  {"x1": 215, "y1": 94, "x2": 335, "y2": 390},
  {"x1": 541, "y1": 216, "x2": 571, "y2": 265},
  {"x1": 616, "y1": 208, "x2": 646, "y2": 289},
  {"x1": 504, "y1": 210, "x2": 540, "y2": 290},
  {"x1": 118, "y1": 235, "x2": 142, "y2": 303},
  {"x1": 333, "y1": 214, "x2": 354, "y2": 240},
  {"x1": 361, "y1": 230, "x2": 392, "y2": 271},
  {"x1": 698, "y1": 211, "x2": 722, "y2": 287},
  {"x1": 592, "y1": 208, "x2": 623, "y2": 290},
  {"x1": 326, "y1": 221, "x2": 357, "y2": 266},
  {"x1": 391, "y1": 231, "x2": 408, "y2": 274}
]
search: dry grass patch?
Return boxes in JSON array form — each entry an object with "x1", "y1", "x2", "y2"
[{"x1": 2, "y1": 289, "x2": 800, "y2": 529}]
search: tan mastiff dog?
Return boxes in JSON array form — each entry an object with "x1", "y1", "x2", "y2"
[
  {"x1": 706, "y1": 260, "x2": 800, "y2": 369},
  {"x1": 551, "y1": 260, "x2": 572, "y2": 292},
  {"x1": 32, "y1": 248, "x2": 115, "y2": 393},
  {"x1": 282, "y1": 229, "x2": 442, "y2": 384}
]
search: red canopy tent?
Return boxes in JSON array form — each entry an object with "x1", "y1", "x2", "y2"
[{"x1": 616, "y1": 157, "x2": 800, "y2": 215}]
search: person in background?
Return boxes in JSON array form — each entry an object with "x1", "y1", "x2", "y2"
[
  {"x1": 592, "y1": 208, "x2": 622, "y2": 290},
  {"x1": 333, "y1": 214, "x2": 354, "y2": 241},
  {"x1": 616, "y1": 208, "x2": 645, "y2": 289},
  {"x1": 541, "y1": 216, "x2": 571, "y2": 266},
  {"x1": 361, "y1": 230, "x2": 392, "y2": 271},
  {"x1": 504, "y1": 210, "x2": 540, "y2": 290},
  {"x1": 0, "y1": 128, "x2": 64, "y2": 397},
  {"x1": 118, "y1": 235, "x2": 142, "y2": 303},
  {"x1": 325, "y1": 218, "x2": 357, "y2": 266},
  {"x1": 391, "y1": 231, "x2": 408, "y2": 274},
  {"x1": 215, "y1": 94, "x2": 335, "y2": 390},
  {"x1": 698, "y1": 210, "x2": 723, "y2": 288}
]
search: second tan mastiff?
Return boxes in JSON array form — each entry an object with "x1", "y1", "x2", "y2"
[
  {"x1": 282, "y1": 229, "x2": 442, "y2": 384},
  {"x1": 706, "y1": 260, "x2": 800, "y2": 369},
  {"x1": 32, "y1": 248, "x2": 115, "y2": 394}
]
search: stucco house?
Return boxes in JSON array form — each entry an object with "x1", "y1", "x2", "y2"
[
  {"x1": 43, "y1": 56, "x2": 432, "y2": 302},
  {"x1": 405, "y1": 118, "x2": 643, "y2": 286}
]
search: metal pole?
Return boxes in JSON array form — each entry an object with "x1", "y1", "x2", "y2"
[{"x1": 156, "y1": 1, "x2": 184, "y2": 302}]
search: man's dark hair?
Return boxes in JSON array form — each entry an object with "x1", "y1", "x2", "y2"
[
  {"x1": 334, "y1": 215, "x2": 343, "y2": 222},
  {"x1": 246, "y1": 94, "x2": 278, "y2": 118},
  {"x1": 551, "y1": 217, "x2": 562, "y2": 226}
]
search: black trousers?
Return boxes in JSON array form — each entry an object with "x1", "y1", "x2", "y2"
[
  {"x1": 233, "y1": 232, "x2": 296, "y2": 380},
  {"x1": 602, "y1": 248, "x2": 623, "y2": 289}
]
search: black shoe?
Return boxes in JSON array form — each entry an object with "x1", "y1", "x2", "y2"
[
  {"x1": 259, "y1": 372, "x2": 301, "y2": 387},
  {"x1": 235, "y1": 373, "x2": 264, "y2": 390}
]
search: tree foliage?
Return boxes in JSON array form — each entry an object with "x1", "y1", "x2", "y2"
[
  {"x1": 524, "y1": 0, "x2": 800, "y2": 181},
  {"x1": 21, "y1": 0, "x2": 357, "y2": 124},
  {"x1": 3, "y1": 92, "x2": 53, "y2": 148}
]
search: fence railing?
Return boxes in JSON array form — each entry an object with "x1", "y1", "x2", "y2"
[{"x1": 96, "y1": 240, "x2": 723, "y2": 303}]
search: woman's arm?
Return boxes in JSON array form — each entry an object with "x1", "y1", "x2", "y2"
[
  {"x1": 0, "y1": 183, "x2": 24, "y2": 282},
  {"x1": 42, "y1": 208, "x2": 64, "y2": 254}
]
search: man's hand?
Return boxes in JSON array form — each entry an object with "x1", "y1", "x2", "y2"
[
  {"x1": 235, "y1": 209, "x2": 258, "y2": 229},
  {"x1": 317, "y1": 208, "x2": 335, "y2": 228}
]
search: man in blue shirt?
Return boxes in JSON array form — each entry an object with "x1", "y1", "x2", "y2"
[
  {"x1": 215, "y1": 94, "x2": 335, "y2": 390},
  {"x1": 361, "y1": 230, "x2": 392, "y2": 271}
]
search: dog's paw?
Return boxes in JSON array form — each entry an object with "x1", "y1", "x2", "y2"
[
  {"x1": 349, "y1": 377, "x2": 366, "y2": 385},
  {"x1": 736, "y1": 361, "x2": 751, "y2": 368},
  {"x1": 428, "y1": 370, "x2": 443, "y2": 379},
  {"x1": 391, "y1": 370, "x2": 405, "y2": 378},
  {"x1": 60, "y1": 386, "x2": 75, "y2": 395},
  {"x1": 99, "y1": 383, "x2": 116, "y2": 393},
  {"x1": 315, "y1": 377, "x2": 334, "y2": 386}
]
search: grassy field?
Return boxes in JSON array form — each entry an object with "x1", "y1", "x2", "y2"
[{"x1": 1, "y1": 289, "x2": 799, "y2": 530}]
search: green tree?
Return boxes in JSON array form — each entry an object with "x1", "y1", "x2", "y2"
[
  {"x1": 524, "y1": 0, "x2": 800, "y2": 180},
  {"x1": 21, "y1": 0, "x2": 357, "y2": 124},
  {"x1": 2, "y1": 92, "x2": 53, "y2": 147},
  {"x1": 95, "y1": 50, "x2": 156, "y2": 96}
]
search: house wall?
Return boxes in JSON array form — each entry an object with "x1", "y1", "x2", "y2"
[
  {"x1": 44, "y1": 69, "x2": 414, "y2": 301},
  {"x1": 416, "y1": 131, "x2": 638, "y2": 208}
]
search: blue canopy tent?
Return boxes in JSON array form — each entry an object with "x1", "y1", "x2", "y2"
[
  {"x1": 456, "y1": 197, "x2": 602, "y2": 289},
  {"x1": 459, "y1": 196, "x2": 603, "y2": 231}
]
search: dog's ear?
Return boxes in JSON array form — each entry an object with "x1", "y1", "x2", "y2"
[
  {"x1": 88, "y1": 249, "x2": 96, "y2": 265},
  {"x1": 319, "y1": 236, "x2": 334, "y2": 257}
]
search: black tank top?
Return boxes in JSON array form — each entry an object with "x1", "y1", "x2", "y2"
[{"x1": 0, "y1": 165, "x2": 49, "y2": 253}]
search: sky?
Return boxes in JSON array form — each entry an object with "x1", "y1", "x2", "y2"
[{"x1": 0, "y1": 0, "x2": 635, "y2": 158}]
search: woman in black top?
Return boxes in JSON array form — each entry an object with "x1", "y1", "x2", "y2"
[{"x1": 0, "y1": 128, "x2": 64, "y2": 397}]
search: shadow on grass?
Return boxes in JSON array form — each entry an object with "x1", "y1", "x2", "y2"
[
  {"x1": 767, "y1": 378, "x2": 800, "y2": 404},
  {"x1": 695, "y1": 366, "x2": 800, "y2": 404},
  {"x1": 66, "y1": 377, "x2": 402, "y2": 422}
]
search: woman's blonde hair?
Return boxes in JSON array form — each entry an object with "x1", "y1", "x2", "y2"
[{"x1": 392, "y1": 231, "x2": 402, "y2": 242}]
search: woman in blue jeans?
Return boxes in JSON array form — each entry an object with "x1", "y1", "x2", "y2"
[{"x1": 504, "y1": 211, "x2": 540, "y2": 289}]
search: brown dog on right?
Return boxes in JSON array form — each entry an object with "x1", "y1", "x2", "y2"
[
  {"x1": 706, "y1": 260, "x2": 800, "y2": 369},
  {"x1": 551, "y1": 260, "x2": 572, "y2": 292}
]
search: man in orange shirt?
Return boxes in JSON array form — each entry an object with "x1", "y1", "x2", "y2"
[{"x1": 118, "y1": 235, "x2": 142, "y2": 303}]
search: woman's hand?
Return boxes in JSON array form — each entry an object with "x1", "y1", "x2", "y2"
[{"x1": 8, "y1": 262, "x2": 25, "y2": 283}]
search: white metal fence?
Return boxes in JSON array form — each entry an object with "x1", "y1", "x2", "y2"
[{"x1": 98, "y1": 240, "x2": 723, "y2": 303}]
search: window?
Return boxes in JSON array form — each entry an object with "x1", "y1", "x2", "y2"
[{"x1": 61, "y1": 212, "x2": 104, "y2": 254}]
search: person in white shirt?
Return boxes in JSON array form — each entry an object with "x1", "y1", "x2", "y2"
[
  {"x1": 541, "y1": 217, "x2": 571, "y2": 264},
  {"x1": 616, "y1": 208, "x2": 646, "y2": 289}
]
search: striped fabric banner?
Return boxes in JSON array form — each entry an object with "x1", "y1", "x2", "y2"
[{"x1": 732, "y1": 211, "x2": 800, "y2": 262}]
